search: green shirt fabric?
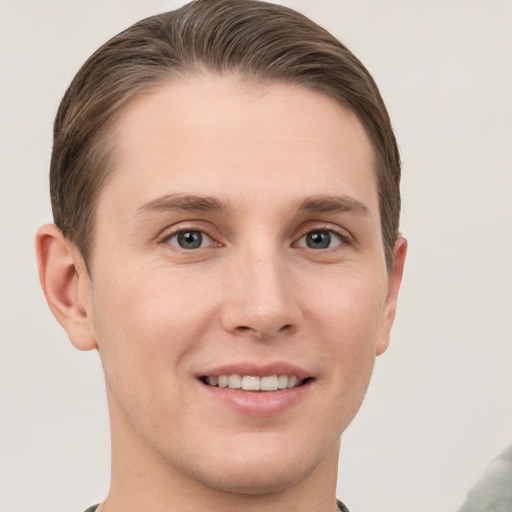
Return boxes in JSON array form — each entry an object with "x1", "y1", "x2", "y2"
[
  {"x1": 337, "y1": 499, "x2": 351, "y2": 511},
  {"x1": 84, "y1": 501, "x2": 350, "y2": 511}
]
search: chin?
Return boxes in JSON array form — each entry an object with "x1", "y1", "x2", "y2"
[
  {"x1": 195, "y1": 457, "x2": 309, "y2": 495},
  {"x1": 175, "y1": 433, "x2": 334, "y2": 496}
]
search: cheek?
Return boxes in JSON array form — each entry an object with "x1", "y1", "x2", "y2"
[
  {"x1": 90, "y1": 264, "x2": 218, "y2": 385},
  {"x1": 307, "y1": 270, "x2": 387, "y2": 344},
  {"x1": 305, "y1": 271, "x2": 387, "y2": 403}
]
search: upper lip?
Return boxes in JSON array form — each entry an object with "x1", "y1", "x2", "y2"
[{"x1": 198, "y1": 362, "x2": 311, "y2": 381}]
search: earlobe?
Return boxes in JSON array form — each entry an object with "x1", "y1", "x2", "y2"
[
  {"x1": 35, "y1": 224, "x2": 97, "y2": 351},
  {"x1": 376, "y1": 236, "x2": 407, "y2": 356}
]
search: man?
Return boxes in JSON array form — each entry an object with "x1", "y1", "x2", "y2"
[{"x1": 36, "y1": 1, "x2": 406, "y2": 511}]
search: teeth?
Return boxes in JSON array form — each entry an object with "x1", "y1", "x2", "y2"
[
  {"x1": 261, "y1": 375, "x2": 278, "y2": 391},
  {"x1": 277, "y1": 375, "x2": 288, "y2": 389},
  {"x1": 205, "y1": 374, "x2": 303, "y2": 391},
  {"x1": 206, "y1": 376, "x2": 218, "y2": 386},
  {"x1": 242, "y1": 376, "x2": 260, "y2": 391},
  {"x1": 287, "y1": 375, "x2": 298, "y2": 388},
  {"x1": 228, "y1": 374, "x2": 242, "y2": 388}
]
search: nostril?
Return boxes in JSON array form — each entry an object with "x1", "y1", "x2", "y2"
[{"x1": 233, "y1": 323, "x2": 295, "y2": 339}]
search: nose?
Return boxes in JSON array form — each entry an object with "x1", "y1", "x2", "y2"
[{"x1": 220, "y1": 245, "x2": 303, "y2": 340}]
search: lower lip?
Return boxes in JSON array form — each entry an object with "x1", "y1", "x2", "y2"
[{"x1": 200, "y1": 380, "x2": 313, "y2": 417}]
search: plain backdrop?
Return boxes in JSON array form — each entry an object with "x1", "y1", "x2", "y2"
[{"x1": 1, "y1": 1, "x2": 511, "y2": 511}]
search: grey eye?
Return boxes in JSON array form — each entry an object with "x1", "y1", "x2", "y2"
[
  {"x1": 298, "y1": 230, "x2": 342, "y2": 249},
  {"x1": 168, "y1": 230, "x2": 211, "y2": 249},
  {"x1": 306, "y1": 231, "x2": 331, "y2": 249}
]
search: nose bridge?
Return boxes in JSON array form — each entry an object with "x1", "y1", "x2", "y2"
[{"x1": 221, "y1": 235, "x2": 301, "y2": 338}]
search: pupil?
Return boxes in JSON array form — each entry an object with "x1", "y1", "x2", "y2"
[
  {"x1": 307, "y1": 231, "x2": 330, "y2": 249},
  {"x1": 178, "y1": 231, "x2": 202, "y2": 249}
]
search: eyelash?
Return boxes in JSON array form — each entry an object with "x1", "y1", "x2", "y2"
[
  {"x1": 159, "y1": 224, "x2": 351, "y2": 251},
  {"x1": 295, "y1": 225, "x2": 351, "y2": 250},
  {"x1": 161, "y1": 227, "x2": 220, "y2": 250}
]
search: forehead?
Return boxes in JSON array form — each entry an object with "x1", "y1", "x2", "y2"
[{"x1": 100, "y1": 74, "x2": 377, "y2": 215}]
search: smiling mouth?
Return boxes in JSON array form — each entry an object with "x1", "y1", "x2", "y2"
[{"x1": 201, "y1": 374, "x2": 309, "y2": 391}]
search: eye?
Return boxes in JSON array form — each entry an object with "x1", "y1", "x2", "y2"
[
  {"x1": 297, "y1": 230, "x2": 343, "y2": 249},
  {"x1": 166, "y1": 230, "x2": 213, "y2": 250}
]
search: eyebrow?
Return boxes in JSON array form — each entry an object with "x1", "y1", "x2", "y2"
[
  {"x1": 297, "y1": 195, "x2": 370, "y2": 216},
  {"x1": 137, "y1": 193, "x2": 370, "y2": 217},
  {"x1": 137, "y1": 193, "x2": 232, "y2": 215}
]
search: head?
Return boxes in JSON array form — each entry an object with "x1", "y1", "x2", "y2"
[{"x1": 37, "y1": 0, "x2": 406, "y2": 504}]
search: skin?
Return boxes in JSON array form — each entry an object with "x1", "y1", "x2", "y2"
[{"x1": 37, "y1": 74, "x2": 406, "y2": 512}]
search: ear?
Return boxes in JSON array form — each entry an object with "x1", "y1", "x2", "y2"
[
  {"x1": 376, "y1": 236, "x2": 407, "y2": 356},
  {"x1": 36, "y1": 224, "x2": 97, "y2": 351}
]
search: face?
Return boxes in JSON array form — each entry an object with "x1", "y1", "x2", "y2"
[{"x1": 81, "y1": 75, "x2": 404, "y2": 494}]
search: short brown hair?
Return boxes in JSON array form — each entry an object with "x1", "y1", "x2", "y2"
[{"x1": 51, "y1": 0, "x2": 401, "y2": 268}]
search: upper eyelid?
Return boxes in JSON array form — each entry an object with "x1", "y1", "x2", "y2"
[
  {"x1": 157, "y1": 221, "x2": 219, "y2": 242},
  {"x1": 160, "y1": 228, "x2": 221, "y2": 253},
  {"x1": 166, "y1": 229, "x2": 216, "y2": 250},
  {"x1": 166, "y1": 229, "x2": 212, "y2": 240},
  {"x1": 295, "y1": 223, "x2": 353, "y2": 243},
  {"x1": 294, "y1": 230, "x2": 346, "y2": 250}
]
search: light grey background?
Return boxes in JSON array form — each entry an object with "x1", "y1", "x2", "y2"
[{"x1": 1, "y1": 1, "x2": 511, "y2": 511}]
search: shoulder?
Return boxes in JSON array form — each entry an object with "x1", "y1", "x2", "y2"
[
  {"x1": 337, "y1": 500, "x2": 351, "y2": 512},
  {"x1": 84, "y1": 502, "x2": 348, "y2": 511}
]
